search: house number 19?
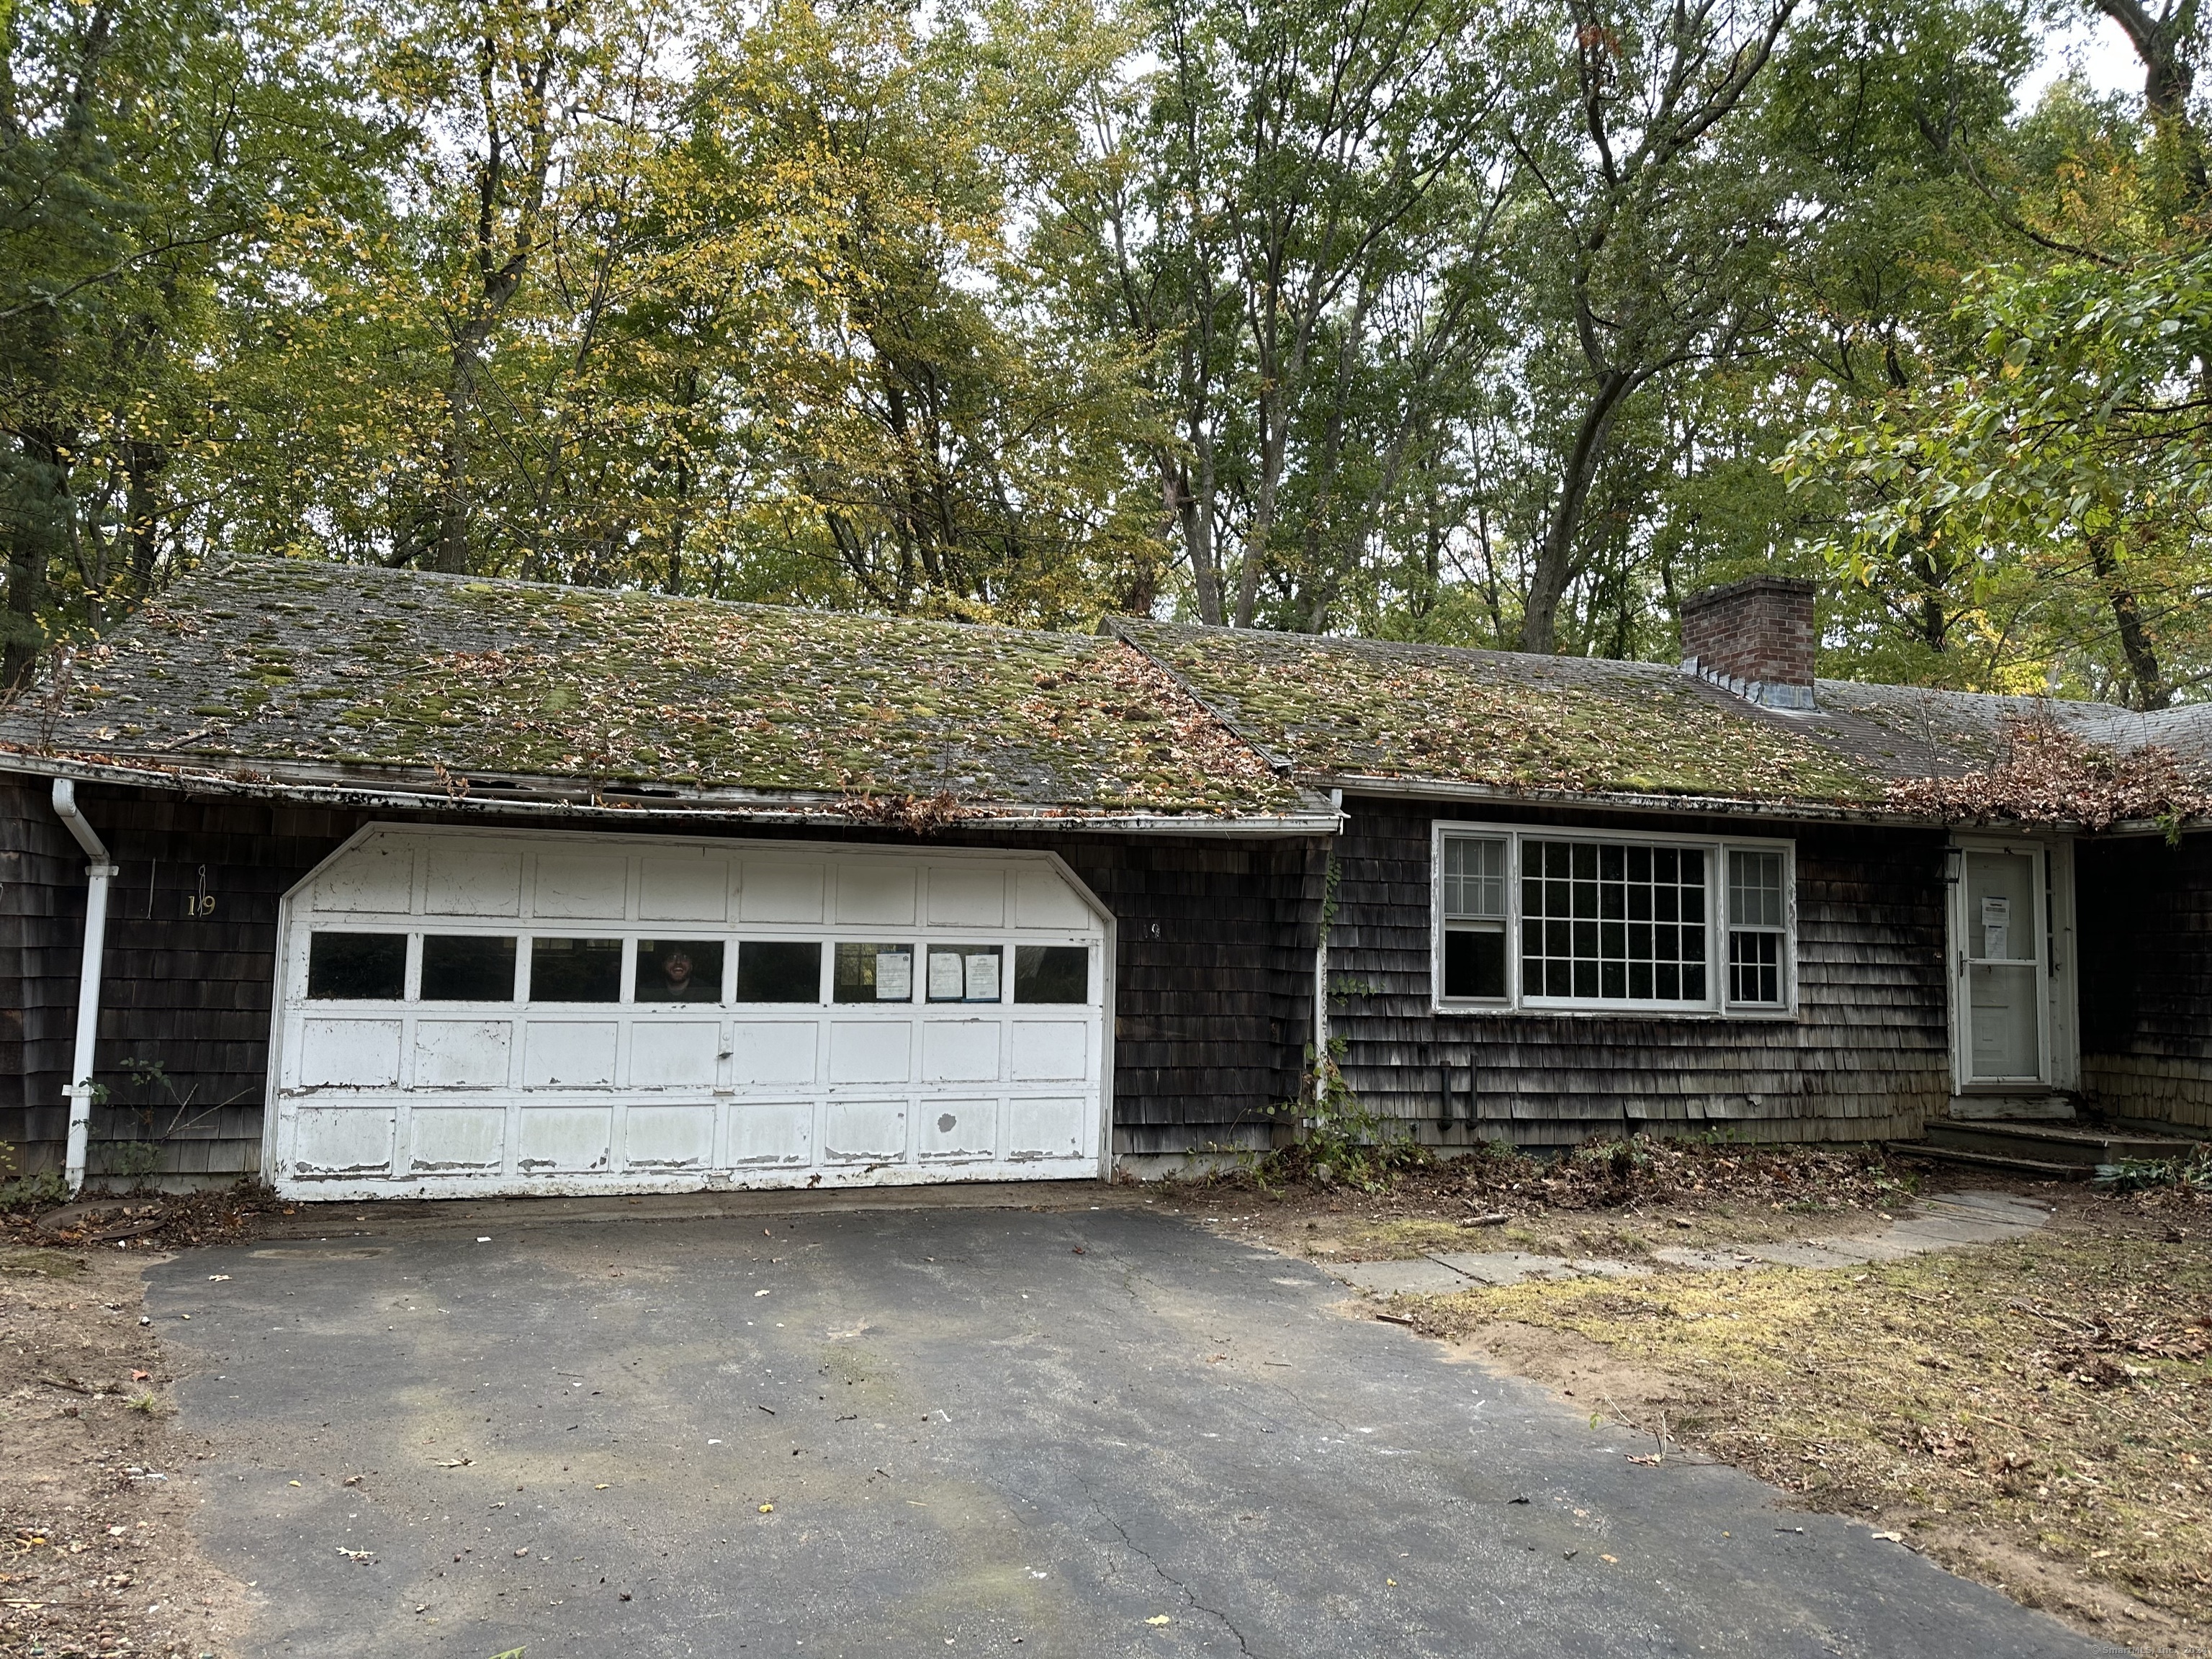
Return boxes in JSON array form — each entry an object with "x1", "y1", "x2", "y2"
[{"x1": 184, "y1": 865, "x2": 216, "y2": 920}]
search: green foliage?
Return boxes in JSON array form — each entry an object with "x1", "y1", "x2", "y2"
[
  {"x1": 6, "y1": 0, "x2": 2210, "y2": 699},
  {"x1": 1255, "y1": 1046, "x2": 1429, "y2": 1192}
]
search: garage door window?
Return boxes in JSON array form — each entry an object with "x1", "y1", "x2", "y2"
[
  {"x1": 529, "y1": 937, "x2": 623, "y2": 1002},
  {"x1": 306, "y1": 932, "x2": 407, "y2": 1000},
  {"x1": 738, "y1": 940, "x2": 822, "y2": 1002},
  {"x1": 928, "y1": 945, "x2": 1002, "y2": 1003},
  {"x1": 421, "y1": 935, "x2": 517, "y2": 1001},
  {"x1": 835, "y1": 942, "x2": 914, "y2": 1002},
  {"x1": 1015, "y1": 945, "x2": 1089, "y2": 1003},
  {"x1": 635, "y1": 939, "x2": 724, "y2": 1004}
]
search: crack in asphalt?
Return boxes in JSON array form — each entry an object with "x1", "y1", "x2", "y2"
[{"x1": 1076, "y1": 1474, "x2": 1261, "y2": 1658}]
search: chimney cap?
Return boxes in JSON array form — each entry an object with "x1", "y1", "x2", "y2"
[{"x1": 1680, "y1": 573, "x2": 1817, "y2": 615}]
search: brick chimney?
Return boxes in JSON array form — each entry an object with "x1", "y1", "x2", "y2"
[{"x1": 1679, "y1": 575, "x2": 1817, "y2": 711}]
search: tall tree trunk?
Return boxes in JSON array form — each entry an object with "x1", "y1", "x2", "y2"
[
  {"x1": 1, "y1": 423, "x2": 70, "y2": 689},
  {"x1": 1520, "y1": 369, "x2": 1635, "y2": 654},
  {"x1": 2087, "y1": 531, "x2": 2167, "y2": 709}
]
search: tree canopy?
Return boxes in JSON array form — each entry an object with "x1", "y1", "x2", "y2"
[{"x1": 4, "y1": 0, "x2": 2206, "y2": 701}]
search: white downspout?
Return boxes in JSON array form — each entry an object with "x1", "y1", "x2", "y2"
[{"x1": 52, "y1": 779, "x2": 116, "y2": 1196}]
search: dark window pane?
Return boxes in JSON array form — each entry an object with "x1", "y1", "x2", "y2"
[
  {"x1": 529, "y1": 937, "x2": 622, "y2": 1002},
  {"x1": 833, "y1": 942, "x2": 912, "y2": 1003},
  {"x1": 739, "y1": 940, "x2": 822, "y2": 1002},
  {"x1": 635, "y1": 939, "x2": 724, "y2": 1004},
  {"x1": 1015, "y1": 944, "x2": 1091, "y2": 1004},
  {"x1": 421, "y1": 935, "x2": 516, "y2": 1001},
  {"x1": 1730, "y1": 930, "x2": 1782, "y2": 1005},
  {"x1": 1442, "y1": 928, "x2": 1505, "y2": 999},
  {"x1": 307, "y1": 932, "x2": 406, "y2": 1000},
  {"x1": 1684, "y1": 964, "x2": 1708, "y2": 1000}
]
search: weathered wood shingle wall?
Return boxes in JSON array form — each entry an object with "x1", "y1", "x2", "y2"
[
  {"x1": 0, "y1": 776, "x2": 87, "y2": 1174},
  {"x1": 0, "y1": 783, "x2": 1324, "y2": 1179},
  {"x1": 2078, "y1": 831, "x2": 2212, "y2": 1133},
  {"x1": 1326, "y1": 799, "x2": 1949, "y2": 1146}
]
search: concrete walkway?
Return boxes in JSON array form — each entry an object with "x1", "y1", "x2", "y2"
[{"x1": 1328, "y1": 1189, "x2": 2052, "y2": 1297}]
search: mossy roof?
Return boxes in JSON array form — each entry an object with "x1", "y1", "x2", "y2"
[
  {"x1": 12, "y1": 557, "x2": 2197, "y2": 827},
  {"x1": 1, "y1": 558, "x2": 1316, "y2": 822},
  {"x1": 1111, "y1": 622, "x2": 2170, "y2": 807}
]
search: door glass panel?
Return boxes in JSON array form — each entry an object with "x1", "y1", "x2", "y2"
[
  {"x1": 634, "y1": 939, "x2": 724, "y2": 1004},
  {"x1": 1964, "y1": 851, "x2": 2041, "y2": 1080},
  {"x1": 835, "y1": 943, "x2": 914, "y2": 1003},
  {"x1": 1969, "y1": 965, "x2": 2041, "y2": 1079},
  {"x1": 529, "y1": 937, "x2": 623, "y2": 1002},
  {"x1": 307, "y1": 932, "x2": 408, "y2": 1000},
  {"x1": 420, "y1": 935, "x2": 517, "y2": 1001},
  {"x1": 737, "y1": 940, "x2": 822, "y2": 1003},
  {"x1": 1965, "y1": 853, "x2": 2035, "y2": 962}
]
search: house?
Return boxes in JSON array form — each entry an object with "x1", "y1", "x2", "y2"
[{"x1": 0, "y1": 558, "x2": 2205, "y2": 1200}]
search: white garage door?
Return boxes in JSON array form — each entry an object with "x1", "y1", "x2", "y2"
[{"x1": 266, "y1": 827, "x2": 1110, "y2": 1198}]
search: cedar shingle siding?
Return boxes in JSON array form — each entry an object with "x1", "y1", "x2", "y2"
[
  {"x1": 1324, "y1": 800, "x2": 1949, "y2": 1147},
  {"x1": 2079, "y1": 830, "x2": 2212, "y2": 1133}
]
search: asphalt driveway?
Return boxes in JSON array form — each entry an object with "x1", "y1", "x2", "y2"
[{"x1": 146, "y1": 1196, "x2": 2121, "y2": 1658}]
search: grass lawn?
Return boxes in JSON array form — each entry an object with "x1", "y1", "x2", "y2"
[{"x1": 1401, "y1": 1206, "x2": 2211, "y2": 1653}]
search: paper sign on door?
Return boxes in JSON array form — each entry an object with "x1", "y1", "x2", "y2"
[
  {"x1": 876, "y1": 950, "x2": 912, "y2": 1000},
  {"x1": 1980, "y1": 896, "x2": 2010, "y2": 960}
]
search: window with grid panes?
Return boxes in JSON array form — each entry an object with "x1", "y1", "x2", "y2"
[
  {"x1": 1521, "y1": 839, "x2": 1707, "y2": 1003},
  {"x1": 1439, "y1": 835, "x2": 1508, "y2": 998},
  {"x1": 1435, "y1": 824, "x2": 1793, "y2": 1015},
  {"x1": 1727, "y1": 849, "x2": 1787, "y2": 1005}
]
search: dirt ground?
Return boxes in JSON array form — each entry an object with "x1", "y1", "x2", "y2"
[
  {"x1": 1168, "y1": 1141, "x2": 2212, "y2": 1657},
  {"x1": 0, "y1": 1240, "x2": 254, "y2": 1659}
]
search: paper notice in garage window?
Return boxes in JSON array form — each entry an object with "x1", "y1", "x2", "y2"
[
  {"x1": 927, "y1": 950, "x2": 963, "y2": 1000},
  {"x1": 964, "y1": 952, "x2": 1001, "y2": 1002},
  {"x1": 875, "y1": 950, "x2": 912, "y2": 1001},
  {"x1": 1980, "y1": 896, "x2": 2010, "y2": 961}
]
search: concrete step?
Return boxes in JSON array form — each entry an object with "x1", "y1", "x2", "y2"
[
  {"x1": 1884, "y1": 1141, "x2": 2094, "y2": 1182},
  {"x1": 1923, "y1": 1118, "x2": 2200, "y2": 1166}
]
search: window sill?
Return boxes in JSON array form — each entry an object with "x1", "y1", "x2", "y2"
[{"x1": 1431, "y1": 1001, "x2": 1798, "y2": 1022}]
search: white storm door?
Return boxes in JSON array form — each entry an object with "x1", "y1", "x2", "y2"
[{"x1": 1954, "y1": 844, "x2": 2050, "y2": 1086}]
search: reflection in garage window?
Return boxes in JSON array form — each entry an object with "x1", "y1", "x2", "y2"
[
  {"x1": 636, "y1": 939, "x2": 724, "y2": 1003},
  {"x1": 529, "y1": 937, "x2": 623, "y2": 1002},
  {"x1": 835, "y1": 942, "x2": 914, "y2": 1002},
  {"x1": 1015, "y1": 945, "x2": 1089, "y2": 1003},
  {"x1": 306, "y1": 931, "x2": 407, "y2": 1000},
  {"x1": 420, "y1": 935, "x2": 518, "y2": 1000},
  {"x1": 927, "y1": 945, "x2": 1002, "y2": 1002},
  {"x1": 737, "y1": 940, "x2": 822, "y2": 1002}
]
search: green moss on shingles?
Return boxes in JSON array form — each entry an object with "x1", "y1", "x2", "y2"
[
  {"x1": 17, "y1": 558, "x2": 1304, "y2": 817},
  {"x1": 1118, "y1": 622, "x2": 1886, "y2": 805}
]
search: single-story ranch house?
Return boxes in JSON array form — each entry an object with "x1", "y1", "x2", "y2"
[{"x1": 1, "y1": 558, "x2": 2207, "y2": 1200}]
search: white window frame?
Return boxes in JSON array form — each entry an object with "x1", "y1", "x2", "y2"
[{"x1": 1430, "y1": 820, "x2": 1797, "y2": 1018}]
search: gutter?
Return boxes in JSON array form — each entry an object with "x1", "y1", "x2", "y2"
[
  {"x1": 0, "y1": 753, "x2": 1344, "y2": 839},
  {"x1": 50, "y1": 779, "x2": 115, "y2": 1196}
]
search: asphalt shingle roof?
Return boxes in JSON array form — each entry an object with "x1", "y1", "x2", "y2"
[
  {"x1": 6, "y1": 557, "x2": 2203, "y2": 828},
  {"x1": 0, "y1": 558, "x2": 1317, "y2": 823}
]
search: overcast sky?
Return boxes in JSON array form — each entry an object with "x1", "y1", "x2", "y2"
[{"x1": 2021, "y1": 6, "x2": 2144, "y2": 106}]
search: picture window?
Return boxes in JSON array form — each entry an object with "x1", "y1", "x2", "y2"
[{"x1": 1435, "y1": 826, "x2": 1791, "y2": 1015}]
